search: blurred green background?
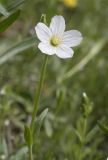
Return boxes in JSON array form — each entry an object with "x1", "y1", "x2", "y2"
[{"x1": 0, "y1": 0, "x2": 108, "y2": 160}]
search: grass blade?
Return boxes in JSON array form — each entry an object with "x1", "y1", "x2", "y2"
[
  {"x1": 0, "y1": 4, "x2": 9, "y2": 16},
  {"x1": 0, "y1": 36, "x2": 38, "y2": 65},
  {"x1": 0, "y1": 10, "x2": 20, "y2": 33}
]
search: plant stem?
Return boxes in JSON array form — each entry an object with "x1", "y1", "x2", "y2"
[
  {"x1": 78, "y1": 117, "x2": 87, "y2": 160},
  {"x1": 29, "y1": 54, "x2": 48, "y2": 160},
  {"x1": 30, "y1": 54, "x2": 48, "y2": 131},
  {"x1": 29, "y1": 145, "x2": 33, "y2": 160},
  {"x1": 83, "y1": 117, "x2": 87, "y2": 140}
]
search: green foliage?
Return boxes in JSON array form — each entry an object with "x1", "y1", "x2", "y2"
[
  {"x1": 98, "y1": 121, "x2": 108, "y2": 134},
  {"x1": 0, "y1": 0, "x2": 108, "y2": 159},
  {"x1": 0, "y1": 36, "x2": 38, "y2": 65},
  {"x1": 24, "y1": 125, "x2": 32, "y2": 147},
  {"x1": 35, "y1": 108, "x2": 48, "y2": 136},
  {"x1": 7, "y1": 0, "x2": 26, "y2": 12},
  {"x1": 0, "y1": 10, "x2": 20, "y2": 33},
  {"x1": 0, "y1": 4, "x2": 9, "y2": 16},
  {"x1": 82, "y1": 92, "x2": 93, "y2": 118},
  {"x1": 0, "y1": 137, "x2": 8, "y2": 159},
  {"x1": 10, "y1": 147, "x2": 28, "y2": 160}
]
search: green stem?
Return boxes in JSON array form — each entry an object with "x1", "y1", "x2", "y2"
[
  {"x1": 30, "y1": 54, "x2": 48, "y2": 131},
  {"x1": 83, "y1": 118, "x2": 87, "y2": 141},
  {"x1": 29, "y1": 145, "x2": 33, "y2": 160},
  {"x1": 78, "y1": 117, "x2": 87, "y2": 160},
  {"x1": 29, "y1": 54, "x2": 48, "y2": 160}
]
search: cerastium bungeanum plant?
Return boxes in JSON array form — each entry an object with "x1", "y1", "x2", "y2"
[{"x1": 24, "y1": 14, "x2": 82, "y2": 160}]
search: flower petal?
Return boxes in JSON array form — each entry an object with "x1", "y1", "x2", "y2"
[
  {"x1": 38, "y1": 42, "x2": 56, "y2": 55},
  {"x1": 50, "y1": 16, "x2": 65, "y2": 37},
  {"x1": 35, "y1": 23, "x2": 52, "y2": 42},
  {"x1": 56, "y1": 45, "x2": 74, "y2": 59},
  {"x1": 62, "y1": 30, "x2": 83, "y2": 47}
]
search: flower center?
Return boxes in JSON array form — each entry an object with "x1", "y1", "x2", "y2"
[{"x1": 50, "y1": 36, "x2": 60, "y2": 46}]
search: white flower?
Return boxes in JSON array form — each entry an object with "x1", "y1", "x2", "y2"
[{"x1": 35, "y1": 15, "x2": 82, "y2": 59}]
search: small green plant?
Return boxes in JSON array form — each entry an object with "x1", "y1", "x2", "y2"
[{"x1": 0, "y1": 0, "x2": 108, "y2": 160}]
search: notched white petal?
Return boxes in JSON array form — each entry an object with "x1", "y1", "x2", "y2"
[
  {"x1": 38, "y1": 42, "x2": 55, "y2": 55},
  {"x1": 35, "y1": 16, "x2": 83, "y2": 59},
  {"x1": 35, "y1": 23, "x2": 52, "y2": 42},
  {"x1": 62, "y1": 30, "x2": 83, "y2": 47},
  {"x1": 56, "y1": 45, "x2": 74, "y2": 59},
  {"x1": 50, "y1": 15, "x2": 65, "y2": 37}
]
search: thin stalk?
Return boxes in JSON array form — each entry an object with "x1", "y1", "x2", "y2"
[
  {"x1": 30, "y1": 54, "x2": 48, "y2": 132},
  {"x1": 28, "y1": 54, "x2": 48, "y2": 160},
  {"x1": 27, "y1": 14, "x2": 48, "y2": 160},
  {"x1": 29, "y1": 145, "x2": 33, "y2": 160},
  {"x1": 78, "y1": 117, "x2": 87, "y2": 160},
  {"x1": 83, "y1": 117, "x2": 87, "y2": 141}
]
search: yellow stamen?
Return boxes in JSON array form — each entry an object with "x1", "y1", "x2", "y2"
[
  {"x1": 63, "y1": 0, "x2": 78, "y2": 8},
  {"x1": 50, "y1": 36, "x2": 60, "y2": 46}
]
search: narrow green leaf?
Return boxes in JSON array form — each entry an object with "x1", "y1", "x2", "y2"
[
  {"x1": 9, "y1": 147, "x2": 28, "y2": 160},
  {"x1": 36, "y1": 108, "x2": 48, "y2": 136},
  {"x1": 86, "y1": 126, "x2": 99, "y2": 143},
  {"x1": 55, "y1": 89, "x2": 65, "y2": 115},
  {"x1": 0, "y1": 10, "x2": 20, "y2": 33},
  {"x1": 38, "y1": 108, "x2": 48, "y2": 122},
  {"x1": 0, "y1": 4, "x2": 9, "y2": 16},
  {"x1": 44, "y1": 119, "x2": 53, "y2": 137},
  {"x1": 0, "y1": 36, "x2": 38, "y2": 65},
  {"x1": 24, "y1": 125, "x2": 32, "y2": 147},
  {"x1": 97, "y1": 121, "x2": 108, "y2": 134},
  {"x1": 7, "y1": 0, "x2": 26, "y2": 12},
  {"x1": 71, "y1": 126, "x2": 82, "y2": 142}
]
